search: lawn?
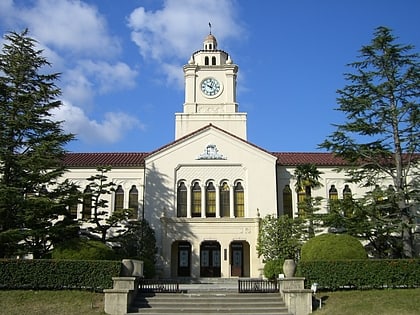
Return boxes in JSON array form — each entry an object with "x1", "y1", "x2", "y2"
[
  {"x1": 0, "y1": 288, "x2": 419, "y2": 315},
  {"x1": 0, "y1": 290, "x2": 105, "y2": 315},
  {"x1": 313, "y1": 288, "x2": 420, "y2": 315}
]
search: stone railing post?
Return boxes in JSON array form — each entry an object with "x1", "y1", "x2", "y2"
[
  {"x1": 104, "y1": 259, "x2": 144, "y2": 315},
  {"x1": 278, "y1": 277, "x2": 312, "y2": 315}
]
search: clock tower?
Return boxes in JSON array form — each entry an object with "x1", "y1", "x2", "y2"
[{"x1": 175, "y1": 33, "x2": 247, "y2": 140}]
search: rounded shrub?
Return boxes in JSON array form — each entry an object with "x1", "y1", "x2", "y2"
[
  {"x1": 52, "y1": 238, "x2": 118, "y2": 260},
  {"x1": 301, "y1": 233, "x2": 367, "y2": 261},
  {"x1": 263, "y1": 258, "x2": 284, "y2": 279}
]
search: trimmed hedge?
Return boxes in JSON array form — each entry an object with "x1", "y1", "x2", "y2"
[
  {"x1": 301, "y1": 233, "x2": 367, "y2": 261},
  {"x1": 0, "y1": 259, "x2": 121, "y2": 291},
  {"x1": 297, "y1": 259, "x2": 420, "y2": 290}
]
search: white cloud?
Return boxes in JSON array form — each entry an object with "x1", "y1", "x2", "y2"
[
  {"x1": 127, "y1": 0, "x2": 243, "y2": 83},
  {"x1": 78, "y1": 60, "x2": 138, "y2": 93},
  {"x1": 19, "y1": 0, "x2": 120, "y2": 57},
  {"x1": 52, "y1": 101, "x2": 145, "y2": 145}
]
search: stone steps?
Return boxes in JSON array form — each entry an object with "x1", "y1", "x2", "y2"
[{"x1": 128, "y1": 292, "x2": 292, "y2": 315}]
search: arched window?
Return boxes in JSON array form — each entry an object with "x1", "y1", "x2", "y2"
[
  {"x1": 129, "y1": 185, "x2": 138, "y2": 219},
  {"x1": 191, "y1": 182, "x2": 201, "y2": 217},
  {"x1": 329, "y1": 185, "x2": 338, "y2": 200},
  {"x1": 114, "y1": 185, "x2": 124, "y2": 212},
  {"x1": 212, "y1": 56, "x2": 216, "y2": 65},
  {"x1": 220, "y1": 182, "x2": 230, "y2": 217},
  {"x1": 82, "y1": 186, "x2": 92, "y2": 219},
  {"x1": 206, "y1": 182, "x2": 216, "y2": 217},
  {"x1": 234, "y1": 182, "x2": 244, "y2": 217},
  {"x1": 205, "y1": 56, "x2": 209, "y2": 65},
  {"x1": 282, "y1": 185, "x2": 293, "y2": 217},
  {"x1": 343, "y1": 185, "x2": 352, "y2": 199},
  {"x1": 69, "y1": 203, "x2": 78, "y2": 219},
  {"x1": 177, "y1": 182, "x2": 187, "y2": 217},
  {"x1": 297, "y1": 189, "x2": 306, "y2": 216}
]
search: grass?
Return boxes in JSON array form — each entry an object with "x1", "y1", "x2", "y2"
[
  {"x1": 313, "y1": 288, "x2": 420, "y2": 315},
  {"x1": 0, "y1": 290, "x2": 106, "y2": 315},
  {"x1": 0, "y1": 288, "x2": 419, "y2": 315}
]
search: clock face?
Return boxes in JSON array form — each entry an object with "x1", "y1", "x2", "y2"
[{"x1": 201, "y1": 77, "x2": 221, "y2": 97}]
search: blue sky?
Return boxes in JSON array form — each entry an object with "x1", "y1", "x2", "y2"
[{"x1": 1, "y1": 0, "x2": 419, "y2": 153}]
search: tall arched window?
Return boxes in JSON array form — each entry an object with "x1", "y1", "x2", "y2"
[
  {"x1": 191, "y1": 182, "x2": 201, "y2": 217},
  {"x1": 343, "y1": 185, "x2": 352, "y2": 199},
  {"x1": 297, "y1": 189, "x2": 306, "y2": 216},
  {"x1": 220, "y1": 182, "x2": 230, "y2": 217},
  {"x1": 212, "y1": 56, "x2": 216, "y2": 65},
  {"x1": 234, "y1": 182, "x2": 244, "y2": 217},
  {"x1": 205, "y1": 56, "x2": 209, "y2": 65},
  {"x1": 82, "y1": 186, "x2": 92, "y2": 219},
  {"x1": 114, "y1": 185, "x2": 124, "y2": 212},
  {"x1": 206, "y1": 182, "x2": 216, "y2": 217},
  {"x1": 329, "y1": 185, "x2": 338, "y2": 200},
  {"x1": 129, "y1": 185, "x2": 138, "y2": 219},
  {"x1": 282, "y1": 185, "x2": 293, "y2": 217},
  {"x1": 177, "y1": 182, "x2": 187, "y2": 217}
]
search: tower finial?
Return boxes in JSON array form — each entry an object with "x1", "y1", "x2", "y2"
[{"x1": 209, "y1": 22, "x2": 212, "y2": 35}]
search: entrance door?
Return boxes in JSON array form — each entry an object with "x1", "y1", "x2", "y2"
[
  {"x1": 178, "y1": 242, "x2": 191, "y2": 277},
  {"x1": 231, "y1": 242, "x2": 243, "y2": 277},
  {"x1": 200, "y1": 242, "x2": 221, "y2": 277}
]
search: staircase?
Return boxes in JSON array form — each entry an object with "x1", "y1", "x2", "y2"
[{"x1": 128, "y1": 278, "x2": 292, "y2": 315}]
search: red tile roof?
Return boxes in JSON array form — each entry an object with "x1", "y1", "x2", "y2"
[
  {"x1": 272, "y1": 152, "x2": 349, "y2": 166},
  {"x1": 62, "y1": 151, "x2": 347, "y2": 167},
  {"x1": 62, "y1": 152, "x2": 148, "y2": 167}
]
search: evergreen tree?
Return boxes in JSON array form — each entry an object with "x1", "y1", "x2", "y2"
[
  {"x1": 319, "y1": 26, "x2": 420, "y2": 257},
  {"x1": 0, "y1": 30, "x2": 75, "y2": 258}
]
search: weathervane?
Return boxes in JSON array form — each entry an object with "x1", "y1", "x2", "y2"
[{"x1": 209, "y1": 22, "x2": 212, "y2": 34}]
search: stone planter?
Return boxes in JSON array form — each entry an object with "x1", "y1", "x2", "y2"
[{"x1": 282, "y1": 259, "x2": 296, "y2": 278}]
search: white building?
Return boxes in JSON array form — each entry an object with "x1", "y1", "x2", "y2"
[{"x1": 61, "y1": 33, "x2": 411, "y2": 278}]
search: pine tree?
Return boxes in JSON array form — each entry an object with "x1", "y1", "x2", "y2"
[
  {"x1": 0, "y1": 30, "x2": 76, "y2": 258},
  {"x1": 320, "y1": 26, "x2": 420, "y2": 258}
]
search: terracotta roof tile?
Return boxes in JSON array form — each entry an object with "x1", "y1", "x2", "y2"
[
  {"x1": 62, "y1": 152, "x2": 148, "y2": 167},
  {"x1": 272, "y1": 152, "x2": 348, "y2": 166}
]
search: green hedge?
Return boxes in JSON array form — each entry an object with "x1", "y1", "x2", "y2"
[
  {"x1": 297, "y1": 259, "x2": 420, "y2": 290},
  {"x1": 0, "y1": 259, "x2": 121, "y2": 291}
]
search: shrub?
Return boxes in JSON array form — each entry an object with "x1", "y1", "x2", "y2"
[
  {"x1": 263, "y1": 258, "x2": 284, "y2": 279},
  {"x1": 301, "y1": 233, "x2": 367, "y2": 261},
  {"x1": 297, "y1": 259, "x2": 420, "y2": 290},
  {"x1": 0, "y1": 259, "x2": 121, "y2": 290},
  {"x1": 52, "y1": 238, "x2": 118, "y2": 260}
]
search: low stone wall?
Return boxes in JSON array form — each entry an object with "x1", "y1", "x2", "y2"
[
  {"x1": 279, "y1": 277, "x2": 312, "y2": 315},
  {"x1": 104, "y1": 259, "x2": 144, "y2": 315}
]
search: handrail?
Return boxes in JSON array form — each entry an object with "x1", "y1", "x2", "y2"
[
  {"x1": 238, "y1": 278, "x2": 278, "y2": 293},
  {"x1": 139, "y1": 279, "x2": 180, "y2": 293}
]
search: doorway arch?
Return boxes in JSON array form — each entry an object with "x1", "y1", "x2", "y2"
[
  {"x1": 171, "y1": 241, "x2": 192, "y2": 277},
  {"x1": 200, "y1": 241, "x2": 221, "y2": 277},
  {"x1": 230, "y1": 241, "x2": 250, "y2": 277}
]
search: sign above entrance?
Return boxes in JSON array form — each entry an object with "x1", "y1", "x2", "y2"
[{"x1": 196, "y1": 144, "x2": 227, "y2": 160}]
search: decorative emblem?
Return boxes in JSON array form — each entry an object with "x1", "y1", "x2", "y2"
[{"x1": 197, "y1": 144, "x2": 226, "y2": 160}]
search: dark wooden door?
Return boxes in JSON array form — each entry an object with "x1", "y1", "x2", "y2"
[
  {"x1": 178, "y1": 243, "x2": 191, "y2": 277},
  {"x1": 200, "y1": 242, "x2": 221, "y2": 277},
  {"x1": 231, "y1": 243, "x2": 243, "y2": 277}
]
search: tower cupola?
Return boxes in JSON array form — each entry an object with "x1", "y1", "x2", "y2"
[{"x1": 204, "y1": 34, "x2": 217, "y2": 50}]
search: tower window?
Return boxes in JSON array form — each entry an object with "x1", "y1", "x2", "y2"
[
  {"x1": 205, "y1": 56, "x2": 209, "y2": 65},
  {"x1": 212, "y1": 56, "x2": 216, "y2": 65}
]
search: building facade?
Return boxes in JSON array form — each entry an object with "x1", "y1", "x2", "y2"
[{"x1": 61, "y1": 33, "x2": 412, "y2": 278}]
